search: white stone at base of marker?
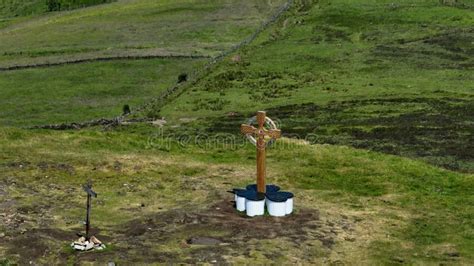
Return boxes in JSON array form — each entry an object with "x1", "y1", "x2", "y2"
[
  {"x1": 71, "y1": 240, "x2": 107, "y2": 251},
  {"x1": 266, "y1": 199, "x2": 286, "y2": 217},
  {"x1": 72, "y1": 240, "x2": 94, "y2": 251},
  {"x1": 286, "y1": 198, "x2": 293, "y2": 214},
  {"x1": 245, "y1": 199, "x2": 265, "y2": 217},
  {"x1": 236, "y1": 195, "x2": 246, "y2": 211},
  {"x1": 72, "y1": 243, "x2": 85, "y2": 251}
]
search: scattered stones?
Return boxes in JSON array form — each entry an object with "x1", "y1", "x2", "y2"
[
  {"x1": 71, "y1": 236, "x2": 106, "y2": 251},
  {"x1": 152, "y1": 118, "x2": 167, "y2": 127},
  {"x1": 90, "y1": 236, "x2": 102, "y2": 245}
]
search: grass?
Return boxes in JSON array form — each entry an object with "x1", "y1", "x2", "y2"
[
  {"x1": 0, "y1": 126, "x2": 472, "y2": 264},
  {"x1": 0, "y1": 0, "x2": 287, "y2": 127},
  {"x1": 153, "y1": 0, "x2": 474, "y2": 172},
  {"x1": 0, "y1": 0, "x2": 285, "y2": 67},
  {"x1": 0, "y1": 58, "x2": 206, "y2": 126},
  {"x1": 0, "y1": 0, "x2": 115, "y2": 18},
  {"x1": 0, "y1": 0, "x2": 472, "y2": 264},
  {"x1": 0, "y1": 1, "x2": 46, "y2": 18}
]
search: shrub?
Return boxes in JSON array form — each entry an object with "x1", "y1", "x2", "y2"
[
  {"x1": 178, "y1": 73, "x2": 188, "y2": 83},
  {"x1": 122, "y1": 104, "x2": 131, "y2": 115},
  {"x1": 47, "y1": 0, "x2": 61, "y2": 11},
  {"x1": 146, "y1": 108, "x2": 161, "y2": 119},
  {"x1": 295, "y1": 0, "x2": 315, "y2": 12}
]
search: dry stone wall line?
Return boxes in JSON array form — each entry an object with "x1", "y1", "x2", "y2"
[
  {"x1": 29, "y1": 0, "x2": 294, "y2": 130},
  {"x1": 0, "y1": 54, "x2": 210, "y2": 72},
  {"x1": 127, "y1": 0, "x2": 295, "y2": 117}
]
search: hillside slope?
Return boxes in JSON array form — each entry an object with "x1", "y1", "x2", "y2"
[
  {"x1": 0, "y1": 0, "x2": 286, "y2": 68},
  {"x1": 0, "y1": 0, "x2": 287, "y2": 126},
  {"x1": 155, "y1": 0, "x2": 474, "y2": 172},
  {"x1": 0, "y1": 0, "x2": 472, "y2": 264},
  {"x1": 0, "y1": 0, "x2": 114, "y2": 18},
  {"x1": 0, "y1": 127, "x2": 472, "y2": 264}
]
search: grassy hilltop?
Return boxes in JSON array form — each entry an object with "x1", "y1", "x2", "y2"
[{"x1": 0, "y1": 0, "x2": 473, "y2": 264}]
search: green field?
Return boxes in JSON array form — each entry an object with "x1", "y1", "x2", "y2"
[
  {"x1": 0, "y1": 0, "x2": 473, "y2": 264},
  {"x1": 0, "y1": 0, "x2": 286, "y2": 126},
  {"x1": 0, "y1": 0, "x2": 114, "y2": 18},
  {"x1": 0, "y1": 58, "x2": 206, "y2": 126},
  {"x1": 0, "y1": 0, "x2": 285, "y2": 67}
]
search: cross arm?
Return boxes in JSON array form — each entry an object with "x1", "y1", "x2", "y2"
[
  {"x1": 83, "y1": 185, "x2": 97, "y2": 198},
  {"x1": 240, "y1": 124, "x2": 257, "y2": 135},
  {"x1": 266, "y1": 129, "x2": 282, "y2": 139}
]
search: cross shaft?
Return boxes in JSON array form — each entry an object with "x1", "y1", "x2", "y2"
[
  {"x1": 83, "y1": 182, "x2": 97, "y2": 240},
  {"x1": 240, "y1": 111, "x2": 281, "y2": 193}
]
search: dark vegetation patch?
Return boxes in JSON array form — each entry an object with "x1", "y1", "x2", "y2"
[
  {"x1": 189, "y1": 70, "x2": 305, "y2": 111},
  {"x1": 439, "y1": 0, "x2": 474, "y2": 9},
  {"x1": 312, "y1": 24, "x2": 351, "y2": 43},
  {"x1": 192, "y1": 98, "x2": 231, "y2": 111},
  {"x1": 372, "y1": 28, "x2": 474, "y2": 70},
  {"x1": 206, "y1": 97, "x2": 473, "y2": 172},
  {"x1": 47, "y1": 0, "x2": 116, "y2": 12}
]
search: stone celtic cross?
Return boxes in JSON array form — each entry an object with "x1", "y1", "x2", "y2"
[{"x1": 241, "y1": 111, "x2": 281, "y2": 194}]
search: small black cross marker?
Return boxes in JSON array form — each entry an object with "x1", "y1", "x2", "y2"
[{"x1": 83, "y1": 181, "x2": 97, "y2": 240}]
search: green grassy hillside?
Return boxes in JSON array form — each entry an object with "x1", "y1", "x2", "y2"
[
  {"x1": 0, "y1": 0, "x2": 472, "y2": 264},
  {"x1": 0, "y1": 58, "x2": 205, "y2": 126},
  {"x1": 0, "y1": 0, "x2": 286, "y2": 126},
  {"x1": 0, "y1": 0, "x2": 285, "y2": 68},
  {"x1": 0, "y1": 0, "x2": 45, "y2": 18},
  {"x1": 153, "y1": 0, "x2": 474, "y2": 172},
  {"x1": 0, "y1": 127, "x2": 472, "y2": 264},
  {"x1": 0, "y1": 0, "x2": 115, "y2": 18}
]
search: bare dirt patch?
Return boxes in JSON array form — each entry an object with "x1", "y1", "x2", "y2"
[
  {"x1": 2, "y1": 192, "x2": 353, "y2": 264},
  {"x1": 63, "y1": 198, "x2": 352, "y2": 264},
  {"x1": 3, "y1": 228, "x2": 74, "y2": 264}
]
